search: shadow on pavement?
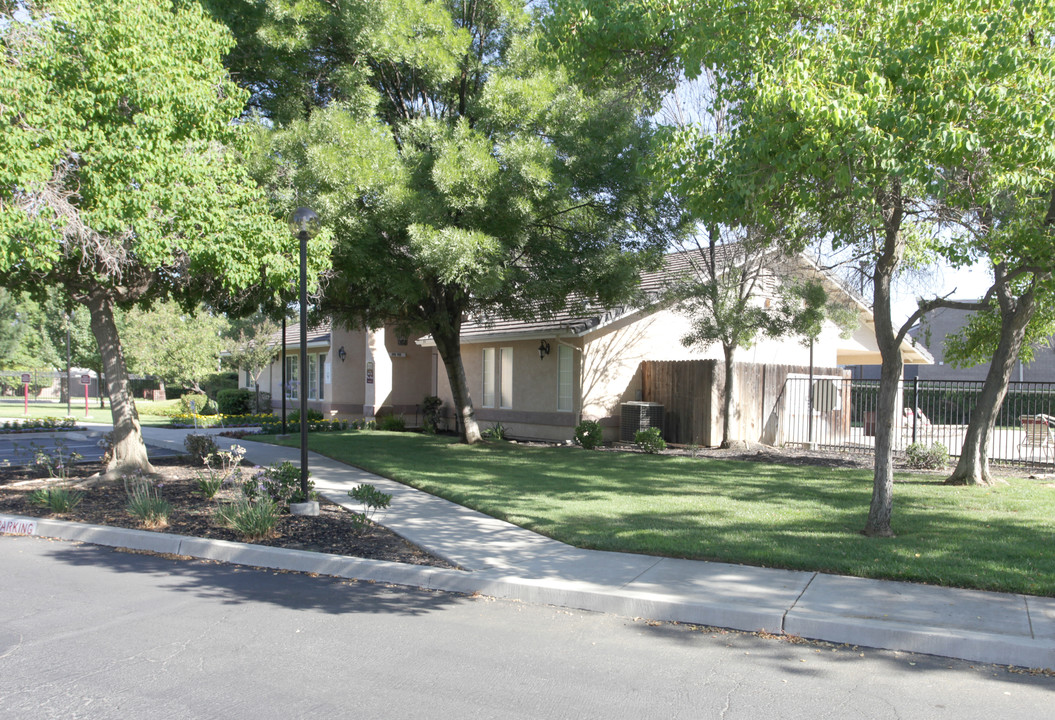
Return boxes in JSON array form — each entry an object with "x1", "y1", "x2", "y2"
[{"x1": 37, "y1": 538, "x2": 467, "y2": 617}]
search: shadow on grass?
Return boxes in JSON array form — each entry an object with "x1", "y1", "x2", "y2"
[{"x1": 265, "y1": 432, "x2": 1055, "y2": 596}]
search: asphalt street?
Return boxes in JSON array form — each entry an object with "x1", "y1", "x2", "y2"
[{"x1": 1, "y1": 537, "x2": 1051, "y2": 719}]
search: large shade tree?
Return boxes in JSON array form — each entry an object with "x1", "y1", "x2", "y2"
[
  {"x1": 548, "y1": 0, "x2": 1055, "y2": 535},
  {"x1": 118, "y1": 303, "x2": 230, "y2": 396},
  {"x1": 0, "y1": 0, "x2": 322, "y2": 473},
  {"x1": 227, "y1": 0, "x2": 684, "y2": 443}
]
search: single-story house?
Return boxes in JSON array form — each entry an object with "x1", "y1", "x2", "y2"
[
  {"x1": 419, "y1": 251, "x2": 932, "y2": 442},
  {"x1": 242, "y1": 250, "x2": 932, "y2": 444},
  {"x1": 241, "y1": 321, "x2": 435, "y2": 421}
]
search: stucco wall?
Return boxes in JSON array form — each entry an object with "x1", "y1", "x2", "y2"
[
  {"x1": 579, "y1": 305, "x2": 841, "y2": 439},
  {"x1": 432, "y1": 338, "x2": 579, "y2": 441},
  {"x1": 252, "y1": 324, "x2": 434, "y2": 420},
  {"x1": 432, "y1": 306, "x2": 846, "y2": 442}
]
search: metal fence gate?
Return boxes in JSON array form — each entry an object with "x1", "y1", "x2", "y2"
[{"x1": 781, "y1": 376, "x2": 1055, "y2": 470}]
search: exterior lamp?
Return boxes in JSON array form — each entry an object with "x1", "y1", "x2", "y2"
[
  {"x1": 288, "y1": 206, "x2": 319, "y2": 515},
  {"x1": 338, "y1": 345, "x2": 346, "y2": 362},
  {"x1": 538, "y1": 339, "x2": 551, "y2": 360}
]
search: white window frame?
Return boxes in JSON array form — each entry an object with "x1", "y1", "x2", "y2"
[
  {"x1": 482, "y1": 348, "x2": 495, "y2": 408},
  {"x1": 557, "y1": 344, "x2": 573, "y2": 412},
  {"x1": 499, "y1": 347, "x2": 513, "y2": 409},
  {"x1": 318, "y1": 353, "x2": 326, "y2": 401},
  {"x1": 285, "y1": 355, "x2": 299, "y2": 400},
  {"x1": 308, "y1": 354, "x2": 319, "y2": 400}
]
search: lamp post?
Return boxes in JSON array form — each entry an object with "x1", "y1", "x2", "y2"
[
  {"x1": 65, "y1": 311, "x2": 71, "y2": 417},
  {"x1": 288, "y1": 206, "x2": 320, "y2": 515},
  {"x1": 281, "y1": 314, "x2": 287, "y2": 434}
]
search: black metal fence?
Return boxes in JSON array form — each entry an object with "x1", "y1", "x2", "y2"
[
  {"x1": 780, "y1": 376, "x2": 1055, "y2": 469},
  {"x1": 0, "y1": 371, "x2": 104, "y2": 404}
]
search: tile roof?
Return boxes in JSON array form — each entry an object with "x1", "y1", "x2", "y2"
[
  {"x1": 272, "y1": 319, "x2": 332, "y2": 347},
  {"x1": 456, "y1": 249, "x2": 736, "y2": 341}
]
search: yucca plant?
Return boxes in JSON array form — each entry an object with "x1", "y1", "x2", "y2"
[
  {"x1": 214, "y1": 492, "x2": 280, "y2": 542},
  {"x1": 29, "y1": 487, "x2": 85, "y2": 513},
  {"x1": 125, "y1": 477, "x2": 171, "y2": 529}
]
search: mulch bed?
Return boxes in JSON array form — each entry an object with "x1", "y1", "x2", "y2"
[{"x1": 0, "y1": 456, "x2": 456, "y2": 569}]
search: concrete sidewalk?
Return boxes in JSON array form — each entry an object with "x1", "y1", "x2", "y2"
[{"x1": 3, "y1": 425, "x2": 1054, "y2": 670}]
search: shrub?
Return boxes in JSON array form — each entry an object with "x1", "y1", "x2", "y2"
[
  {"x1": 194, "y1": 445, "x2": 246, "y2": 499},
  {"x1": 378, "y1": 414, "x2": 407, "y2": 432},
  {"x1": 634, "y1": 427, "x2": 666, "y2": 454},
  {"x1": 346, "y1": 483, "x2": 393, "y2": 536},
  {"x1": 184, "y1": 434, "x2": 219, "y2": 464},
  {"x1": 482, "y1": 422, "x2": 506, "y2": 440},
  {"x1": 29, "y1": 487, "x2": 85, "y2": 513},
  {"x1": 98, "y1": 431, "x2": 115, "y2": 465},
  {"x1": 422, "y1": 395, "x2": 443, "y2": 433},
  {"x1": 201, "y1": 371, "x2": 239, "y2": 400},
  {"x1": 244, "y1": 460, "x2": 315, "y2": 506},
  {"x1": 31, "y1": 441, "x2": 82, "y2": 479},
  {"x1": 287, "y1": 408, "x2": 324, "y2": 424},
  {"x1": 179, "y1": 393, "x2": 211, "y2": 415},
  {"x1": 124, "y1": 475, "x2": 171, "y2": 529},
  {"x1": 905, "y1": 442, "x2": 949, "y2": 470},
  {"x1": 258, "y1": 416, "x2": 347, "y2": 434},
  {"x1": 217, "y1": 388, "x2": 254, "y2": 415},
  {"x1": 0, "y1": 416, "x2": 78, "y2": 434},
  {"x1": 252, "y1": 391, "x2": 272, "y2": 414},
  {"x1": 574, "y1": 420, "x2": 603, "y2": 450},
  {"x1": 214, "y1": 492, "x2": 280, "y2": 541}
]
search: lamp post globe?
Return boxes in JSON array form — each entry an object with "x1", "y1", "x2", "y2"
[
  {"x1": 288, "y1": 206, "x2": 318, "y2": 514},
  {"x1": 288, "y1": 206, "x2": 319, "y2": 238}
]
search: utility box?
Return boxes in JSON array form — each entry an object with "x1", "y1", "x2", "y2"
[{"x1": 621, "y1": 401, "x2": 665, "y2": 443}]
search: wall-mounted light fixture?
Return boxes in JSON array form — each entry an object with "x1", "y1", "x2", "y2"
[
  {"x1": 337, "y1": 346, "x2": 346, "y2": 362},
  {"x1": 538, "y1": 339, "x2": 551, "y2": 360},
  {"x1": 396, "y1": 330, "x2": 409, "y2": 346}
]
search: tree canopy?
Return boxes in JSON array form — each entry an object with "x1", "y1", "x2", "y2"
[
  {"x1": 233, "y1": 0, "x2": 684, "y2": 442},
  {"x1": 119, "y1": 303, "x2": 229, "y2": 394},
  {"x1": 547, "y1": 0, "x2": 1055, "y2": 532},
  {"x1": 0, "y1": 0, "x2": 324, "y2": 472}
]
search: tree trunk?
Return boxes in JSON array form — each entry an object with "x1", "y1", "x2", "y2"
[
  {"x1": 431, "y1": 322, "x2": 482, "y2": 444},
  {"x1": 720, "y1": 343, "x2": 736, "y2": 448},
  {"x1": 85, "y1": 289, "x2": 154, "y2": 475},
  {"x1": 864, "y1": 189, "x2": 905, "y2": 538},
  {"x1": 947, "y1": 289, "x2": 1036, "y2": 486}
]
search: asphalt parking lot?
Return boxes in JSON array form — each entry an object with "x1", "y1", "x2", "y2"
[{"x1": 0, "y1": 429, "x2": 181, "y2": 468}]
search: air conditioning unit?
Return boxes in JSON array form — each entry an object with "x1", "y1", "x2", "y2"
[{"x1": 620, "y1": 402, "x2": 665, "y2": 443}]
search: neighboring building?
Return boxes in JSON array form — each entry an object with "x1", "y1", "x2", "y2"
[{"x1": 908, "y1": 304, "x2": 1055, "y2": 382}]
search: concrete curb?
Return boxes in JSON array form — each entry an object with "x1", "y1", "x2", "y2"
[{"x1": 4, "y1": 511, "x2": 1054, "y2": 670}]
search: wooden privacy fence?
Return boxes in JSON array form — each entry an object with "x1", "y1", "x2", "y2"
[{"x1": 641, "y1": 360, "x2": 851, "y2": 446}]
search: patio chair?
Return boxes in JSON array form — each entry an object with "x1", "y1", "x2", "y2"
[
  {"x1": 1018, "y1": 415, "x2": 1055, "y2": 461},
  {"x1": 902, "y1": 407, "x2": 933, "y2": 445}
]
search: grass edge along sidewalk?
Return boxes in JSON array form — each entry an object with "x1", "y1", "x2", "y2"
[{"x1": 261, "y1": 431, "x2": 1055, "y2": 598}]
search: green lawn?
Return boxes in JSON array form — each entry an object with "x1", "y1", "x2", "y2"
[
  {"x1": 0, "y1": 398, "x2": 179, "y2": 427},
  {"x1": 262, "y1": 431, "x2": 1055, "y2": 597}
]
